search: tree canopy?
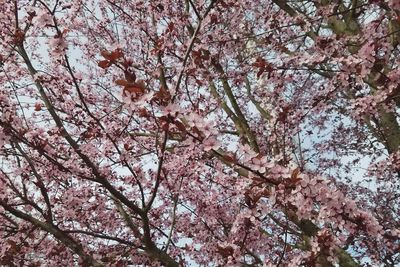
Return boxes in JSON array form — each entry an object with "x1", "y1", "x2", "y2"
[{"x1": 0, "y1": 0, "x2": 399, "y2": 266}]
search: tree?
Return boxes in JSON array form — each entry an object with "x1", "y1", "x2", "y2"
[{"x1": 0, "y1": 0, "x2": 399, "y2": 266}]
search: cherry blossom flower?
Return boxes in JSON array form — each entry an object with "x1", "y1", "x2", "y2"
[{"x1": 202, "y1": 137, "x2": 220, "y2": 151}]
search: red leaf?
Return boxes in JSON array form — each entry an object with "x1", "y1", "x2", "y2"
[
  {"x1": 257, "y1": 69, "x2": 265, "y2": 78},
  {"x1": 253, "y1": 57, "x2": 273, "y2": 78},
  {"x1": 167, "y1": 22, "x2": 174, "y2": 32},
  {"x1": 137, "y1": 108, "x2": 150, "y2": 118},
  {"x1": 154, "y1": 86, "x2": 171, "y2": 103},
  {"x1": 174, "y1": 120, "x2": 186, "y2": 132},
  {"x1": 192, "y1": 127, "x2": 204, "y2": 138},
  {"x1": 110, "y1": 49, "x2": 124, "y2": 61},
  {"x1": 159, "y1": 118, "x2": 170, "y2": 130},
  {"x1": 14, "y1": 29, "x2": 25, "y2": 45},
  {"x1": 62, "y1": 28, "x2": 70, "y2": 36},
  {"x1": 217, "y1": 245, "x2": 234, "y2": 257},
  {"x1": 220, "y1": 1, "x2": 229, "y2": 8},
  {"x1": 291, "y1": 167, "x2": 300, "y2": 180},
  {"x1": 223, "y1": 153, "x2": 236, "y2": 163},
  {"x1": 101, "y1": 49, "x2": 123, "y2": 61},
  {"x1": 124, "y1": 70, "x2": 136, "y2": 82},
  {"x1": 123, "y1": 83, "x2": 145, "y2": 96},
  {"x1": 210, "y1": 14, "x2": 218, "y2": 24},
  {"x1": 115, "y1": 79, "x2": 129, "y2": 86},
  {"x1": 34, "y1": 102, "x2": 42, "y2": 111},
  {"x1": 135, "y1": 80, "x2": 146, "y2": 90},
  {"x1": 159, "y1": 116, "x2": 169, "y2": 123},
  {"x1": 98, "y1": 60, "x2": 112, "y2": 69},
  {"x1": 100, "y1": 50, "x2": 111, "y2": 59},
  {"x1": 124, "y1": 86, "x2": 142, "y2": 95},
  {"x1": 252, "y1": 57, "x2": 266, "y2": 68}
]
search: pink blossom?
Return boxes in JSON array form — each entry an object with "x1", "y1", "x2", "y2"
[{"x1": 203, "y1": 137, "x2": 220, "y2": 151}]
